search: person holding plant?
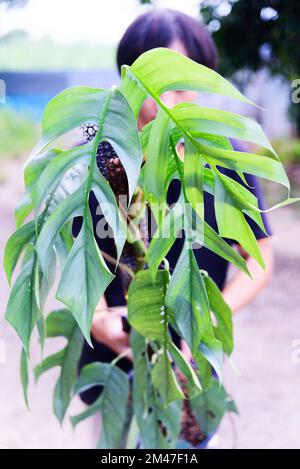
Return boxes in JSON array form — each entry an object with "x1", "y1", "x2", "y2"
[{"x1": 73, "y1": 8, "x2": 274, "y2": 407}]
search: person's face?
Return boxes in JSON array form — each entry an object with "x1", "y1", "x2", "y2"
[{"x1": 138, "y1": 39, "x2": 198, "y2": 128}]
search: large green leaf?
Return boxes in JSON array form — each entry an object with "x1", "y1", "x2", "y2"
[
  {"x1": 5, "y1": 250, "x2": 40, "y2": 356},
  {"x1": 71, "y1": 362, "x2": 129, "y2": 449},
  {"x1": 14, "y1": 149, "x2": 62, "y2": 228},
  {"x1": 20, "y1": 348, "x2": 29, "y2": 409},
  {"x1": 34, "y1": 88, "x2": 143, "y2": 343},
  {"x1": 92, "y1": 170, "x2": 127, "y2": 262},
  {"x1": 167, "y1": 341, "x2": 202, "y2": 398},
  {"x1": 24, "y1": 149, "x2": 61, "y2": 189},
  {"x1": 146, "y1": 196, "x2": 249, "y2": 282},
  {"x1": 121, "y1": 46, "x2": 288, "y2": 232},
  {"x1": 130, "y1": 331, "x2": 149, "y2": 419},
  {"x1": 214, "y1": 173, "x2": 265, "y2": 268},
  {"x1": 100, "y1": 89, "x2": 142, "y2": 201},
  {"x1": 184, "y1": 139, "x2": 205, "y2": 219},
  {"x1": 198, "y1": 325, "x2": 224, "y2": 383},
  {"x1": 131, "y1": 331, "x2": 181, "y2": 449},
  {"x1": 29, "y1": 87, "x2": 142, "y2": 202},
  {"x1": 193, "y1": 350, "x2": 212, "y2": 390},
  {"x1": 121, "y1": 47, "x2": 293, "y2": 278},
  {"x1": 15, "y1": 193, "x2": 34, "y2": 229},
  {"x1": 146, "y1": 201, "x2": 184, "y2": 281},
  {"x1": 56, "y1": 211, "x2": 114, "y2": 346},
  {"x1": 203, "y1": 274, "x2": 233, "y2": 356},
  {"x1": 201, "y1": 143, "x2": 289, "y2": 188},
  {"x1": 36, "y1": 185, "x2": 84, "y2": 280},
  {"x1": 4, "y1": 220, "x2": 35, "y2": 285},
  {"x1": 202, "y1": 219, "x2": 250, "y2": 275},
  {"x1": 133, "y1": 376, "x2": 181, "y2": 449},
  {"x1": 143, "y1": 109, "x2": 174, "y2": 202},
  {"x1": 28, "y1": 87, "x2": 108, "y2": 159},
  {"x1": 190, "y1": 380, "x2": 237, "y2": 436},
  {"x1": 31, "y1": 143, "x2": 91, "y2": 212},
  {"x1": 128, "y1": 269, "x2": 169, "y2": 342},
  {"x1": 203, "y1": 166, "x2": 267, "y2": 236},
  {"x1": 165, "y1": 244, "x2": 210, "y2": 354},
  {"x1": 151, "y1": 352, "x2": 184, "y2": 406},
  {"x1": 121, "y1": 47, "x2": 255, "y2": 116},
  {"x1": 128, "y1": 270, "x2": 184, "y2": 406},
  {"x1": 5, "y1": 187, "x2": 72, "y2": 355},
  {"x1": 172, "y1": 102, "x2": 276, "y2": 156},
  {"x1": 34, "y1": 309, "x2": 84, "y2": 422},
  {"x1": 121, "y1": 48, "x2": 279, "y2": 224}
]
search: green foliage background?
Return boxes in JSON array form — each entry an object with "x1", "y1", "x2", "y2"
[{"x1": 200, "y1": 0, "x2": 300, "y2": 132}]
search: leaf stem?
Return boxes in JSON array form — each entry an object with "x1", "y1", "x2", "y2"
[
  {"x1": 133, "y1": 238, "x2": 146, "y2": 273},
  {"x1": 100, "y1": 250, "x2": 135, "y2": 278}
]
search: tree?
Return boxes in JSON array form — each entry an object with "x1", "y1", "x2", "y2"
[
  {"x1": 200, "y1": 0, "x2": 300, "y2": 133},
  {"x1": 4, "y1": 47, "x2": 296, "y2": 448}
]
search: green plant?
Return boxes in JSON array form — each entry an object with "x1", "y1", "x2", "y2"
[{"x1": 4, "y1": 47, "x2": 297, "y2": 449}]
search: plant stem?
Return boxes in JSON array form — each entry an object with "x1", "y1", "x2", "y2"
[
  {"x1": 101, "y1": 250, "x2": 135, "y2": 278},
  {"x1": 133, "y1": 238, "x2": 146, "y2": 273}
]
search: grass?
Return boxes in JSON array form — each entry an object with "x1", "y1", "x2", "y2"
[
  {"x1": 0, "y1": 35, "x2": 115, "y2": 71},
  {"x1": 0, "y1": 108, "x2": 39, "y2": 158}
]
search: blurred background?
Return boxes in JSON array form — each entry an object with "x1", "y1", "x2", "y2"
[{"x1": 0, "y1": 0, "x2": 299, "y2": 449}]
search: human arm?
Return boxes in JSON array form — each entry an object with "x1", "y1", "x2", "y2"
[
  {"x1": 90, "y1": 296, "x2": 132, "y2": 359},
  {"x1": 222, "y1": 237, "x2": 274, "y2": 314}
]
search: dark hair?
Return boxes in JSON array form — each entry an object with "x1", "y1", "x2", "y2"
[{"x1": 116, "y1": 8, "x2": 218, "y2": 72}]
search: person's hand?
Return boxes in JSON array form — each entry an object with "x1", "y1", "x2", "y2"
[
  {"x1": 181, "y1": 340, "x2": 192, "y2": 363},
  {"x1": 91, "y1": 307, "x2": 132, "y2": 360}
]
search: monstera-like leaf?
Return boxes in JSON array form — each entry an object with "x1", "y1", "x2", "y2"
[
  {"x1": 71, "y1": 362, "x2": 129, "y2": 449},
  {"x1": 34, "y1": 309, "x2": 84, "y2": 422},
  {"x1": 5, "y1": 86, "x2": 142, "y2": 349},
  {"x1": 128, "y1": 270, "x2": 203, "y2": 398},
  {"x1": 130, "y1": 330, "x2": 182, "y2": 449},
  {"x1": 121, "y1": 48, "x2": 295, "y2": 264}
]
